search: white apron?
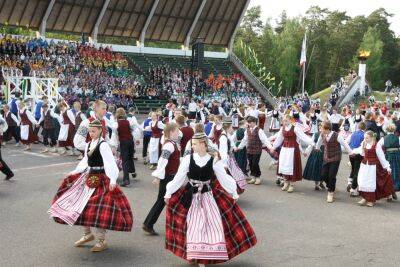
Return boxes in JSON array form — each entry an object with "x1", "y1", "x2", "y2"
[
  {"x1": 149, "y1": 137, "x2": 160, "y2": 164},
  {"x1": 279, "y1": 147, "x2": 294, "y2": 175},
  {"x1": 358, "y1": 163, "x2": 377, "y2": 192},
  {"x1": 58, "y1": 124, "x2": 69, "y2": 141},
  {"x1": 20, "y1": 125, "x2": 29, "y2": 140}
]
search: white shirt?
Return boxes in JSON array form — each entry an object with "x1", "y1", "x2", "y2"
[
  {"x1": 315, "y1": 131, "x2": 353, "y2": 154},
  {"x1": 273, "y1": 125, "x2": 314, "y2": 149},
  {"x1": 72, "y1": 139, "x2": 119, "y2": 185},
  {"x1": 236, "y1": 126, "x2": 271, "y2": 150},
  {"x1": 4, "y1": 111, "x2": 19, "y2": 125},
  {"x1": 329, "y1": 113, "x2": 344, "y2": 124},
  {"x1": 164, "y1": 153, "x2": 239, "y2": 199},
  {"x1": 152, "y1": 141, "x2": 178, "y2": 180},
  {"x1": 188, "y1": 102, "x2": 198, "y2": 112},
  {"x1": 353, "y1": 140, "x2": 391, "y2": 170}
]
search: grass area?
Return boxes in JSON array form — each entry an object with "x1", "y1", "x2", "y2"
[{"x1": 310, "y1": 87, "x2": 331, "y2": 103}]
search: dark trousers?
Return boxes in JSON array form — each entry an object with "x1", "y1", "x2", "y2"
[
  {"x1": 321, "y1": 161, "x2": 341, "y2": 192},
  {"x1": 4, "y1": 126, "x2": 20, "y2": 143},
  {"x1": 120, "y1": 140, "x2": 135, "y2": 182},
  {"x1": 142, "y1": 135, "x2": 151, "y2": 158},
  {"x1": 349, "y1": 154, "x2": 363, "y2": 189},
  {"x1": 42, "y1": 128, "x2": 57, "y2": 147},
  {"x1": 0, "y1": 146, "x2": 13, "y2": 177},
  {"x1": 247, "y1": 153, "x2": 261, "y2": 177},
  {"x1": 143, "y1": 174, "x2": 174, "y2": 228},
  {"x1": 332, "y1": 123, "x2": 340, "y2": 132}
]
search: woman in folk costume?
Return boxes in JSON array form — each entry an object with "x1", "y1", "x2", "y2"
[
  {"x1": 307, "y1": 108, "x2": 320, "y2": 135},
  {"x1": 0, "y1": 117, "x2": 14, "y2": 180},
  {"x1": 257, "y1": 103, "x2": 267, "y2": 130},
  {"x1": 145, "y1": 111, "x2": 165, "y2": 170},
  {"x1": 48, "y1": 120, "x2": 133, "y2": 252},
  {"x1": 302, "y1": 125, "x2": 326, "y2": 191},
  {"x1": 208, "y1": 114, "x2": 223, "y2": 145},
  {"x1": 164, "y1": 133, "x2": 256, "y2": 266},
  {"x1": 218, "y1": 118, "x2": 247, "y2": 193},
  {"x1": 353, "y1": 130, "x2": 395, "y2": 207},
  {"x1": 377, "y1": 124, "x2": 400, "y2": 198},
  {"x1": 271, "y1": 114, "x2": 315, "y2": 193},
  {"x1": 57, "y1": 101, "x2": 77, "y2": 156},
  {"x1": 267, "y1": 109, "x2": 281, "y2": 133},
  {"x1": 233, "y1": 119, "x2": 248, "y2": 176},
  {"x1": 18, "y1": 100, "x2": 38, "y2": 151}
]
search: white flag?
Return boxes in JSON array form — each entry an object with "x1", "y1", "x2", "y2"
[{"x1": 300, "y1": 34, "x2": 307, "y2": 66}]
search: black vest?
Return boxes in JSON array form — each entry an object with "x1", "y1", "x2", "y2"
[
  {"x1": 187, "y1": 155, "x2": 214, "y2": 182},
  {"x1": 87, "y1": 141, "x2": 105, "y2": 168}
]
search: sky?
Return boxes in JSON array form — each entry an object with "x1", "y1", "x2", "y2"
[{"x1": 249, "y1": 0, "x2": 400, "y2": 36}]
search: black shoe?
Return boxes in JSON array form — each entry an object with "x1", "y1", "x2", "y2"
[
  {"x1": 275, "y1": 178, "x2": 281, "y2": 186},
  {"x1": 142, "y1": 224, "x2": 158, "y2": 236},
  {"x1": 314, "y1": 185, "x2": 320, "y2": 191},
  {"x1": 319, "y1": 182, "x2": 326, "y2": 190},
  {"x1": 346, "y1": 184, "x2": 351, "y2": 192},
  {"x1": 131, "y1": 173, "x2": 137, "y2": 179},
  {"x1": 119, "y1": 181, "x2": 130, "y2": 187},
  {"x1": 5, "y1": 173, "x2": 14, "y2": 180}
]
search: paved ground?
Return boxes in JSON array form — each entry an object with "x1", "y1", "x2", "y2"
[{"x1": 1, "y1": 139, "x2": 400, "y2": 267}]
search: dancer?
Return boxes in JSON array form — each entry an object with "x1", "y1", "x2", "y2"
[
  {"x1": 164, "y1": 132, "x2": 256, "y2": 266},
  {"x1": 347, "y1": 122, "x2": 366, "y2": 196},
  {"x1": 141, "y1": 112, "x2": 152, "y2": 164},
  {"x1": 176, "y1": 115, "x2": 194, "y2": 156},
  {"x1": 146, "y1": 111, "x2": 165, "y2": 170},
  {"x1": 113, "y1": 108, "x2": 136, "y2": 187},
  {"x1": 2, "y1": 104, "x2": 20, "y2": 146},
  {"x1": 377, "y1": 123, "x2": 400, "y2": 198},
  {"x1": 233, "y1": 119, "x2": 248, "y2": 176},
  {"x1": 271, "y1": 114, "x2": 314, "y2": 193},
  {"x1": 48, "y1": 120, "x2": 133, "y2": 252},
  {"x1": 302, "y1": 127, "x2": 325, "y2": 190},
  {"x1": 355, "y1": 130, "x2": 395, "y2": 207},
  {"x1": 316, "y1": 121, "x2": 354, "y2": 203},
  {"x1": 0, "y1": 117, "x2": 14, "y2": 180},
  {"x1": 235, "y1": 116, "x2": 271, "y2": 185},
  {"x1": 18, "y1": 100, "x2": 38, "y2": 151},
  {"x1": 37, "y1": 103, "x2": 58, "y2": 153},
  {"x1": 57, "y1": 102, "x2": 76, "y2": 156},
  {"x1": 267, "y1": 109, "x2": 281, "y2": 133},
  {"x1": 143, "y1": 123, "x2": 180, "y2": 235}
]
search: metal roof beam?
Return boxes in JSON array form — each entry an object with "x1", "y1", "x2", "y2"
[
  {"x1": 184, "y1": 0, "x2": 207, "y2": 49},
  {"x1": 91, "y1": 0, "x2": 111, "y2": 43},
  {"x1": 39, "y1": 0, "x2": 56, "y2": 37},
  {"x1": 139, "y1": 0, "x2": 159, "y2": 47},
  {"x1": 228, "y1": 0, "x2": 250, "y2": 51}
]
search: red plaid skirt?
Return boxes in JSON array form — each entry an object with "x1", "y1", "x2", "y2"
[
  {"x1": 165, "y1": 180, "x2": 257, "y2": 264},
  {"x1": 52, "y1": 173, "x2": 133, "y2": 231}
]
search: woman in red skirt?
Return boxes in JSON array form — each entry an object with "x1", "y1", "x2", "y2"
[
  {"x1": 57, "y1": 102, "x2": 76, "y2": 156},
  {"x1": 355, "y1": 130, "x2": 395, "y2": 207},
  {"x1": 271, "y1": 114, "x2": 315, "y2": 193},
  {"x1": 48, "y1": 120, "x2": 133, "y2": 252},
  {"x1": 18, "y1": 100, "x2": 38, "y2": 151},
  {"x1": 164, "y1": 133, "x2": 256, "y2": 266}
]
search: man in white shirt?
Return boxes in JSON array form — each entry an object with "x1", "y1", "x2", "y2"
[{"x1": 188, "y1": 99, "x2": 198, "y2": 120}]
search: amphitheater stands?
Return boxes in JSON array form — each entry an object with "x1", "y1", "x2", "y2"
[{"x1": 126, "y1": 53, "x2": 235, "y2": 77}]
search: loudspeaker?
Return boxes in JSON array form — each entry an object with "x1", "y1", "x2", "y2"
[{"x1": 191, "y1": 39, "x2": 204, "y2": 69}]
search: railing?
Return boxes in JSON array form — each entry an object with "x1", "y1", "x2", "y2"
[
  {"x1": 335, "y1": 76, "x2": 360, "y2": 107},
  {"x1": 229, "y1": 52, "x2": 276, "y2": 107}
]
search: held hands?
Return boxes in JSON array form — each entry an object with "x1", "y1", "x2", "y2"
[
  {"x1": 164, "y1": 198, "x2": 170, "y2": 205},
  {"x1": 135, "y1": 140, "x2": 140, "y2": 145},
  {"x1": 387, "y1": 168, "x2": 392, "y2": 175},
  {"x1": 152, "y1": 178, "x2": 160, "y2": 185},
  {"x1": 109, "y1": 183, "x2": 117, "y2": 191}
]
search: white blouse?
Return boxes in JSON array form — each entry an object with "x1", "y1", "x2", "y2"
[
  {"x1": 273, "y1": 124, "x2": 314, "y2": 149},
  {"x1": 352, "y1": 141, "x2": 391, "y2": 170},
  {"x1": 72, "y1": 138, "x2": 120, "y2": 185},
  {"x1": 164, "y1": 153, "x2": 239, "y2": 200}
]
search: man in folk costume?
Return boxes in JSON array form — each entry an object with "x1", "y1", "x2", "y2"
[
  {"x1": 175, "y1": 115, "x2": 194, "y2": 156},
  {"x1": 235, "y1": 116, "x2": 271, "y2": 185},
  {"x1": 37, "y1": 103, "x2": 58, "y2": 153},
  {"x1": 271, "y1": 114, "x2": 315, "y2": 193},
  {"x1": 143, "y1": 123, "x2": 180, "y2": 235},
  {"x1": 315, "y1": 121, "x2": 354, "y2": 203},
  {"x1": 0, "y1": 116, "x2": 14, "y2": 180},
  {"x1": 48, "y1": 120, "x2": 133, "y2": 252},
  {"x1": 141, "y1": 112, "x2": 152, "y2": 164},
  {"x1": 111, "y1": 108, "x2": 138, "y2": 187},
  {"x1": 144, "y1": 111, "x2": 165, "y2": 170},
  {"x1": 57, "y1": 101, "x2": 77, "y2": 156},
  {"x1": 347, "y1": 121, "x2": 366, "y2": 196},
  {"x1": 18, "y1": 100, "x2": 38, "y2": 151},
  {"x1": 74, "y1": 100, "x2": 110, "y2": 151},
  {"x1": 2, "y1": 104, "x2": 20, "y2": 146},
  {"x1": 164, "y1": 133, "x2": 256, "y2": 266},
  {"x1": 353, "y1": 131, "x2": 395, "y2": 207}
]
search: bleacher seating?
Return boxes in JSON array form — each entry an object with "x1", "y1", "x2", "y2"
[
  {"x1": 126, "y1": 53, "x2": 236, "y2": 77},
  {"x1": 134, "y1": 98, "x2": 169, "y2": 114}
]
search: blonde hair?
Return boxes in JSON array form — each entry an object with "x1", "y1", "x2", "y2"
[
  {"x1": 115, "y1": 107, "x2": 126, "y2": 119},
  {"x1": 164, "y1": 122, "x2": 178, "y2": 139},
  {"x1": 386, "y1": 123, "x2": 396, "y2": 133}
]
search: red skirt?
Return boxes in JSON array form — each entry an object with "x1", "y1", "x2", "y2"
[
  {"x1": 258, "y1": 115, "x2": 266, "y2": 130},
  {"x1": 59, "y1": 124, "x2": 75, "y2": 147},
  {"x1": 360, "y1": 164, "x2": 395, "y2": 202},
  {"x1": 52, "y1": 173, "x2": 133, "y2": 231},
  {"x1": 165, "y1": 179, "x2": 257, "y2": 264},
  {"x1": 278, "y1": 145, "x2": 302, "y2": 182},
  {"x1": 20, "y1": 124, "x2": 38, "y2": 145}
]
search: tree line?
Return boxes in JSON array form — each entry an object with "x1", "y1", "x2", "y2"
[{"x1": 234, "y1": 6, "x2": 400, "y2": 96}]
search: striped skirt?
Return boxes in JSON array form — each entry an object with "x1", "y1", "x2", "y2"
[
  {"x1": 186, "y1": 191, "x2": 228, "y2": 261},
  {"x1": 48, "y1": 172, "x2": 95, "y2": 225},
  {"x1": 227, "y1": 155, "x2": 247, "y2": 191}
]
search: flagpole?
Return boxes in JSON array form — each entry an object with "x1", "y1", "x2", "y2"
[{"x1": 302, "y1": 63, "x2": 305, "y2": 96}]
